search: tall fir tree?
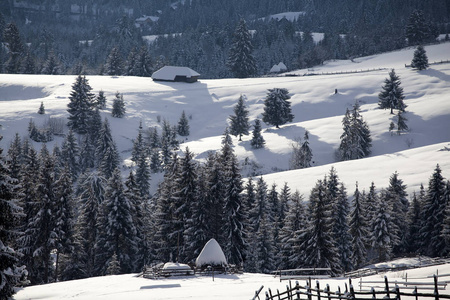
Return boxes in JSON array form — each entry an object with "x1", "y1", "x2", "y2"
[
  {"x1": 378, "y1": 69, "x2": 406, "y2": 114},
  {"x1": 95, "y1": 168, "x2": 137, "y2": 275},
  {"x1": 303, "y1": 179, "x2": 341, "y2": 275},
  {"x1": 0, "y1": 141, "x2": 27, "y2": 299},
  {"x1": 227, "y1": 19, "x2": 257, "y2": 78},
  {"x1": 61, "y1": 129, "x2": 80, "y2": 180},
  {"x1": 396, "y1": 111, "x2": 409, "y2": 134},
  {"x1": 349, "y1": 183, "x2": 368, "y2": 269},
  {"x1": 104, "y1": 47, "x2": 123, "y2": 76},
  {"x1": 371, "y1": 189, "x2": 395, "y2": 262},
  {"x1": 67, "y1": 75, "x2": 96, "y2": 134},
  {"x1": 75, "y1": 171, "x2": 106, "y2": 277},
  {"x1": 411, "y1": 45, "x2": 429, "y2": 70},
  {"x1": 3, "y1": 22, "x2": 24, "y2": 74},
  {"x1": 262, "y1": 88, "x2": 294, "y2": 128},
  {"x1": 420, "y1": 164, "x2": 447, "y2": 257},
  {"x1": 229, "y1": 95, "x2": 250, "y2": 141},
  {"x1": 96, "y1": 118, "x2": 120, "y2": 179},
  {"x1": 96, "y1": 90, "x2": 107, "y2": 109},
  {"x1": 407, "y1": 188, "x2": 423, "y2": 254}
]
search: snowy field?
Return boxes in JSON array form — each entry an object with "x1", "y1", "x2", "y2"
[
  {"x1": 13, "y1": 260, "x2": 450, "y2": 300},
  {"x1": 1, "y1": 42, "x2": 449, "y2": 197}
]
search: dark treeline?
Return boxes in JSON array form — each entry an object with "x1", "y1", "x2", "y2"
[{"x1": 0, "y1": 0, "x2": 448, "y2": 77}]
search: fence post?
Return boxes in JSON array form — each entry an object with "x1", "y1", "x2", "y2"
[
  {"x1": 413, "y1": 286, "x2": 418, "y2": 300},
  {"x1": 317, "y1": 280, "x2": 321, "y2": 300},
  {"x1": 434, "y1": 274, "x2": 439, "y2": 300},
  {"x1": 326, "y1": 284, "x2": 331, "y2": 300},
  {"x1": 307, "y1": 281, "x2": 312, "y2": 300},
  {"x1": 384, "y1": 276, "x2": 390, "y2": 299},
  {"x1": 268, "y1": 288, "x2": 274, "y2": 300},
  {"x1": 276, "y1": 289, "x2": 281, "y2": 300},
  {"x1": 265, "y1": 291, "x2": 270, "y2": 300},
  {"x1": 371, "y1": 287, "x2": 376, "y2": 300},
  {"x1": 337, "y1": 286, "x2": 342, "y2": 300},
  {"x1": 395, "y1": 284, "x2": 401, "y2": 300},
  {"x1": 349, "y1": 281, "x2": 355, "y2": 300}
]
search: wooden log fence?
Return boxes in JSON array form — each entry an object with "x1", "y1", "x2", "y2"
[
  {"x1": 405, "y1": 59, "x2": 450, "y2": 68},
  {"x1": 283, "y1": 68, "x2": 388, "y2": 77},
  {"x1": 261, "y1": 275, "x2": 450, "y2": 300}
]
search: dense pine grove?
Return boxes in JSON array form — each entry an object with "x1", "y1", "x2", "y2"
[{"x1": 0, "y1": 1, "x2": 448, "y2": 78}]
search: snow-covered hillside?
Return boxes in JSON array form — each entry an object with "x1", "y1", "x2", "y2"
[
  {"x1": 1, "y1": 43, "x2": 449, "y2": 197},
  {"x1": 13, "y1": 260, "x2": 450, "y2": 300}
]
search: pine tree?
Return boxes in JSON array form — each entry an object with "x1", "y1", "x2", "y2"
[
  {"x1": 61, "y1": 129, "x2": 80, "y2": 180},
  {"x1": 338, "y1": 101, "x2": 372, "y2": 160},
  {"x1": 26, "y1": 145, "x2": 57, "y2": 283},
  {"x1": 131, "y1": 121, "x2": 146, "y2": 164},
  {"x1": 420, "y1": 164, "x2": 447, "y2": 257},
  {"x1": 96, "y1": 90, "x2": 107, "y2": 109},
  {"x1": 112, "y1": 92, "x2": 126, "y2": 118},
  {"x1": 126, "y1": 47, "x2": 138, "y2": 76},
  {"x1": 0, "y1": 142, "x2": 27, "y2": 299},
  {"x1": 75, "y1": 171, "x2": 106, "y2": 277},
  {"x1": 279, "y1": 190, "x2": 306, "y2": 269},
  {"x1": 371, "y1": 189, "x2": 395, "y2": 262},
  {"x1": 7, "y1": 133, "x2": 22, "y2": 180},
  {"x1": 21, "y1": 51, "x2": 36, "y2": 74},
  {"x1": 38, "y1": 102, "x2": 45, "y2": 114},
  {"x1": 387, "y1": 171, "x2": 409, "y2": 255},
  {"x1": 251, "y1": 118, "x2": 265, "y2": 149},
  {"x1": 106, "y1": 253, "x2": 121, "y2": 275},
  {"x1": 303, "y1": 179, "x2": 341, "y2": 275},
  {"x1": 300, "y1": 130, "x2": 313, "y2": 168},
  {"x1": 407, "y1": 189, "x2": 423, "y2": 254},
  {"x1": 135, "y1": 46, "x2": 153, "y2": 77},
  {"x1": 177, "y1": 110, "x2": 190, "y2": 137},
  {"x1": 41, "y1": 51, "x2": 61, "y2": 75},
  {"x1": 411, "y1": 45, "x2": 429, "y2": 70},
  {"x1": 334, "y1": 183, "x2": 352, "y2": 272},
  {"x1": 349, "y1": 183, "x2": 368, "y2": 269},
  {"x1": 67, "y1": 75, "x2": 96, "y2": 134},
  {"x1": 229, "y1": 95, "x2": 250, "y2": 141},
  {"x1": 441, "y1": 181, "x2": 450, "y2": 256},
  {"x1": 95, "y1": 168, "x2": 137, "y2": 275},
  {"x1": 405, "y1": 10, "x2": 433, "y2": 45},
  {"x1": 3, "y1": 22, "x2": 24, "y2": 74},
  {"x1": 227, "y1": 19, "x2": 257, "y2": 78},
  {"x1": 378, "y1": 69, "x2": 406, "y2": 114},
  {"x1": 223, "y1": 153, "x2": 246, "y2": 266},
  {"x1": 104, "y1": 47, "x2": 123, "y2": 76},
  {"x1": 262, "y1": 88, "x2": 294, "y2": 128},
  {"x1": 96, "y1": 118, "x2": 120, "y2": 179},
  {"x1": 135, "y1": 155, "x2": 151, "y2": 199},
  {"x1": 53, "y1": 164, "x2": 75, "y2": 281}
]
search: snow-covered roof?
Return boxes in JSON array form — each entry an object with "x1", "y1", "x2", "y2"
[
  {"x1": 152, "y1": 66, "x2": 200, "y2": 81},
  {"x1": 195, "y1": 238, "x2": 227, "y2": 267},
  {"x1": 270, "y1": 62, "x2": 287, "y2": 73},
  {"x1": 162, "y1": 262, "x2": 192, "y2": 270}
]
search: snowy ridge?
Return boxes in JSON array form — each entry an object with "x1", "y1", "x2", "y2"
[{"x1": 0, "y1": 43, "x2": 449, "y2": 197}]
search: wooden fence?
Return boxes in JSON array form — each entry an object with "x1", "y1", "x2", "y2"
[
  {"x1": 405, "y1": 59, "x2": 450, "y2": 68},
  {"x1": 260, "y1": 275, "x2": 450, "y2": 300},
  {"x1": 283, "y1": 68, "x2": 388, "y2": 77}
]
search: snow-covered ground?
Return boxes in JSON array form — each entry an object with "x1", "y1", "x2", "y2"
[
  {"x1": 1, "y1": 43, "x2": 449, "y2": 197},
  {"x1": 13, "y1": 260, "x2": 450, "y2": 300}
]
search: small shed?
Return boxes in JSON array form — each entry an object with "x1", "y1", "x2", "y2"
[
  {"x1": 151, "y1": 66, "x2": 200, "y2": 83},
  {"x1": 195, "y1": 238, "x2": 227, "y2": 268}
]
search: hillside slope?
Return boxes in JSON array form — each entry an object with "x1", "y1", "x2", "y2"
[{"x1": 0, "y1": 43, "x2": 449, "y2": 196}]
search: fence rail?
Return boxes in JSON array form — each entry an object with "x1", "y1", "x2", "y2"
[
  {"x1": 405, "y1": 59, "x2": 450, "y2": 68},
  {"x1": 261, "y1": 275, "x2": 450, "y2": 300},
  {"x1": 284, "y1": 68, "x2": 388, "y2": 77}
]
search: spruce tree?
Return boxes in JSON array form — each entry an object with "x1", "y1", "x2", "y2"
[
  {"x1": 96, "y1": 90, "x2": 107, "y2": 109},
  {"x1": 420, "y1": 164, "x2": 447, "y2": 257},
  {"x1": 135, "y1": 46, "x2": 153, "y2": 77},
  {"x1": 229, "y1": 95, "x2": 250, "y2": 141},
  {"x1": 41, "y1": 51, "x2": 61, "y2": 75},
  {"x1": 95, "y1": 168, "x2": 137, "y2": 274},
  {"x1": 0, "y1": 142, "x2": 27, "y2": 299},
  {"x1": 177, "y1": 110, "x2": 190, "y2": 137},
  {"x1": 131, "y1": 121, "x2": 146, "y2": 164},
  {"x1": 440, "y1": 181, "x2": 450, "y2": 256},
  {"x1": 75, "y1": 171, "x2": 106, "y2": 277},
  {"x1": 407, "y1": 189, "x2": 423, "y2": 253},
  {"x1": 61, "y1": 129, "x2": 80, "y2": 180},
  {"x1": 349, "y1": 183, "x2": 368, "y2": 269},
  {"x1": 250, "y1": 118, "x2": 265, "y2": 149},
  {"x1": 3, "y1": 22, "x2": 24, "y2": 74},
  {"x1": 67, "y1": 75, "x2": 96, "y2": 134},
  {"x1": 405, "y1": 10, "x2": 434, "y2": 45},
  {"x1": 303, "y1": 179, "x2": 341, "y2": 275},
  {"x1": 135, "y1": 154, "x2": 151, "y2": 199},
  {"x1": 338, "y1": 101, "x2": 372, "y2": 161},
  {"x1": 96, "y1": 118, "x2": 120, "y2": 179},
  {"x1": 300, "y1": 130, "x2": 313, "y2": 168},
  {"x1": 262, "y1": 88, "x2": 294, "y2": 128},
  {"x1": 112, "y1": 92, "x2": 126, "y2": 118},
  {"x1": 371, "y1": 189, "x2": 395, "y2": 262},
  {"x1": 411, "y1": 45, "x2": 429, "y2": 70},
  {"x1": 227, "y1": 19, "x2": 257, "y2": 78},
  {"x1": 378, "y1": 69, "x2": 406, "y2": 114},
  {"x1": 21, "y1": 51, "x2": 36, "y2": 74},
  {"x1": 104, "y1": 47, "x2": 123, "y2": 76}
]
